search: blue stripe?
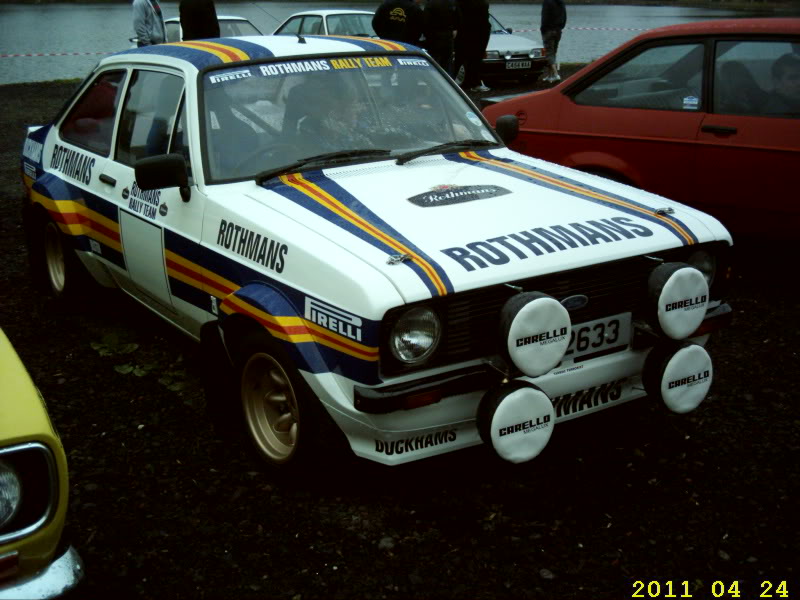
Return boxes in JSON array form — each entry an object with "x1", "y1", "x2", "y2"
[
  {"x1": 163, "y1": 229, "x2": 381, "y2": 384},
  {"x1": 447, "y1": 151, "x2": 698, "y2": 245},
  {"x1": 117, "y1": 38, "x2": 274, "y2": 70},
  {"x1": 264, "y1": 171, "x2": 455, "y2": 297}
]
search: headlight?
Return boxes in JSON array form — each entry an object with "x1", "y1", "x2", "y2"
[
  {"x1": 529, "y1": 49, "x2": 543, "y2": 58},
  {"x1": 688, "y1": 250, "x2": 717, "y2": 286},
  {"x1": 485, "y1": 50, "x2": 501, "y2": 59},
  {"x1": 0, "y1": 460, "x2": 22, "y2": 529},
  {"x1": 389, "y1": 307, "x2": 441, "y2": 364}
]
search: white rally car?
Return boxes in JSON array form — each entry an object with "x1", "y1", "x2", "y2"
[{"x1": 20, "y1": 34, "x2": 733, "y2": 469}]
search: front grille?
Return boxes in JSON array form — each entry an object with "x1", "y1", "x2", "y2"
[{"x1": 381, "y1": 243, "x2": 729, "y2": 376}]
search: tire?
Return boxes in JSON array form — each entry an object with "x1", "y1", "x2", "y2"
[
  {"x1": 230, "y1": 328, "x2": 346, "y2": 471},
  {"x1": 27, "y1": 207, "x2": 90, "y2": 302}
]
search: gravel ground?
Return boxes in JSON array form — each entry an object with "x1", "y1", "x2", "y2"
[{"x1": 1, "y1": 73, "x2": 798, "y2": 600}]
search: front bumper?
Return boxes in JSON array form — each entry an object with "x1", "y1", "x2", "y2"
[
  {"x1": 0, "y1": 545, "x2": 83, "y2": 600},
  {"x1": 482, "y1": 57, "x2": 548, "y2": 79}
]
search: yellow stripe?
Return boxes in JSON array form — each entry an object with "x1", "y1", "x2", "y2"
[
  {"x1": 172, "y1": 41, "x2": 249, "y2": 63},
  {"x1": 164, "y1": 249, "x2": 239, "y2": 298},
  {"x1": 282, "y1": 174, "x2": 448, "y2": 297},
  {"x1": 222, "y1": 294, "x2": 378, "y2": 361},
  {"x1": 461, "y1": 152, "x2": 695, "y2": 245},
  {"x1": 331, "y1": 36, "x2": 406, "y2": 51},
  {"x1": 31, "y1": 191, "x2": 122, "y2": 252}
]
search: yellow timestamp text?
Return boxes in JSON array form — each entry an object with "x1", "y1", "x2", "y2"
[{"x1": 631, "y1": 580, "x2": 790, "y2": 598}]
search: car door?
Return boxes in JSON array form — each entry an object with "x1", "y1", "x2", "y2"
[
  {"x1": 49, "y1": 69, "x2": 127, "y2": 275},
  {"x1": 96, "y1": 68, "x2": 206, "y2": 333},
  {"x1": 563, "y1": 41, "x2": 707, "y2": 202},
  {"x1": 694, "y1": 38, "x2": 800, "y2": 235}
]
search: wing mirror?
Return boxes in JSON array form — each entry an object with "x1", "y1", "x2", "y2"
[
  {"x1": 494, "y1": 114, "x2": 519, "y2": 145},
  {"x1": 135, "y1": 153, "x2": 191, "y2": 202}
]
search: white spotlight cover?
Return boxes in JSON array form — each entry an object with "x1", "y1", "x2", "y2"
[
  {"x1": 657, "y1": 343, "x2": 713, "y2": 413},
  {"x1": 652, "y1": 264, "x2": 709, "y2": 339},
  {"x1": 503, "y1": 293, "x2": 571, "y2": 377},
  {"x1": 479, "y1": 383, "x2": 555, "y2": 464}
]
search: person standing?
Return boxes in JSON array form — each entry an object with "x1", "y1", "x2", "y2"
[
  {"x1": 132, "y1": 0, "x2": 166, "y2": 47},
  {"x1": 372, "y1": 0, "x2": 425, "y2": 45},
  {"x1": 540, "y1": 0, "x2": 567, "y2": 82},
  {"x1": 454, "y1": 0, "x2": 490, "y2": 92},
  {"x1": 423, "y1": 0, "x2": 460, "y2": 76},
  {"x1": 179, "y1": 0, "x2": 220, "y2": 41}
]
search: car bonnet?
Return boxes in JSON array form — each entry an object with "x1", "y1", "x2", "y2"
[{"x1": 251, "y1": 148, "x2": 727, "y2": 302}]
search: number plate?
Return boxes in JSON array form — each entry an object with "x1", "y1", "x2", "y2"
[
  {"x1": 563, "y1": 313, "x2": 631, "y2": 361},
  {"x1": 506, "y1": 60, "x2": 532, "y2": 70}
]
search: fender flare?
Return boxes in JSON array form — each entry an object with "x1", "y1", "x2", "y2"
[{"x1": 216, "y1": 282, "x2": 330, "y2": 377}]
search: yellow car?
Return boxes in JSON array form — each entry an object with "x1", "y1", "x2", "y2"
[{"x1": 0, "y1": 329, "x2": 83, "y2": 598}]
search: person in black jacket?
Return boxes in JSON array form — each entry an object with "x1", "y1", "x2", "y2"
[
  {"x1": 540, "y1": 0, "x2": 567, "y2": 82},
  {"x1": 179, "y1": 0, "x2": 220, "y2": 41},
  {"x1": 453, "y1": 0, "x2": 490, "y2": 92},
  {"x1": 372, "y1": 0, "x2": 425, "y2": 45},
  {"x1": 423, "y1": 0, "x2": 460, "y2": 76}
]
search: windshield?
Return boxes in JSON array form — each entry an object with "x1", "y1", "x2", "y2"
[{"x1": 202, "y1": 55, "x2": 498, "y2": 182}]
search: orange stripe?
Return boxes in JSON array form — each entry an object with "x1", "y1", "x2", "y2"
[
  {"x1": 285, "y1": 174, "x2": 448, "y2": 296},
  {"x1": 176, "y1": 41, "x2": 247, "y2": 63}
]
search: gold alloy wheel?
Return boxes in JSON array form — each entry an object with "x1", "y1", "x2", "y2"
[
  {"x1": 241, "y1": 351, "x2": 299, "y2": 464},
  {"x1": 43, "y1": 221, "x2": 66, "y2": 294}
]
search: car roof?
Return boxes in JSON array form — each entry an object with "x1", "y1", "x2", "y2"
[
  {"x1": 164, "y1": 15, "x2": 252, "y2": 24},
  {"x1": 285, "y1": 9, "x2": 374, "y2": 17},
  {"x1": 636, "y1": 17, "x2": 800, "y2": 40},
  {"x1": 107, "y1": 35, "x2": 416, "y2": 73}
]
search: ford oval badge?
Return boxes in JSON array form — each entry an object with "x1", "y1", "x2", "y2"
[{"x1": 560, "y1": 294, "x2": 589, "y2": 311}]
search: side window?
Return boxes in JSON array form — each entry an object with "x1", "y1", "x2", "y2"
[
  {"x1": 115, "y1": 70, "x2": 184, "y2": 167},
  {"x1": 300, "y1": 16, "x2": 323, "y2": 35},
  {"x1": 277, "y1": 17, "x2": 301, "y2": 35},
  {"x1": 574, "y1": 43, "x2": 704, "y2": 111},
  {"x1": 715, "y1": 40, "x2": 799, "y2": 117},
  {"x1": 165, "y1": 22, "x2": 181, "y2": 42},
  {"x1": 60, "y1": 70, "x2": 126, "y2": 156}
]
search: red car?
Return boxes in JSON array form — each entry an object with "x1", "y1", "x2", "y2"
[{"x1": 483, "y1": 18, "x2": 800, "y2": 237}]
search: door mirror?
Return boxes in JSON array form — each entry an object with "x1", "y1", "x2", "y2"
[
  {"x1": 135, "y1": 153, "x2": 190, "y2": 202},
  {"x1": 495, "y1": 114, "x2": 519, "y2": 145}
]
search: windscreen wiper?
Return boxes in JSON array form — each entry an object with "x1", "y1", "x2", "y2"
[
  {"x1": 395, "y1": 139, "x2": 499, "y2": 166},
  {"x1": 255, "y1": 149, "x2": 391, "y2": 185}
]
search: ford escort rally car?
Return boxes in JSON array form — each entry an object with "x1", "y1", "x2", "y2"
[{"x1": 20, "y1": 34, "x2": 733, "y2": 469}]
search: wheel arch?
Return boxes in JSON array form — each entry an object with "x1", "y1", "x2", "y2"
[{"x1": 216, "y1": 282, "x2": 328, "y2": 377}]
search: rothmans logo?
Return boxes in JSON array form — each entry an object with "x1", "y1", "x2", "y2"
[{"x1": 408, "y1": 184, "x2": 511, "y2": 207}]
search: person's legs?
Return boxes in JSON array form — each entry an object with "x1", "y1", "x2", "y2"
[{"x1": 541, "y1": 29, "x2": 560, "y2": 81}]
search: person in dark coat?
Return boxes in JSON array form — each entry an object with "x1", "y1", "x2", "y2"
[
  {"x1": 179, "y1": 0, "x2": 220, "y2": 41},
  {"x1": 423, "y1": 0, "x2": 460, "y2": 76},
  {"x1": 540, "y1": 0, "x2": 567, "y2": 82},
  {"x1": 372, "y1": 0, "x2": 425, "y2": 45},
  {"x1": 453, "y1": 0, "x2": 490, "y2": 92}
]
